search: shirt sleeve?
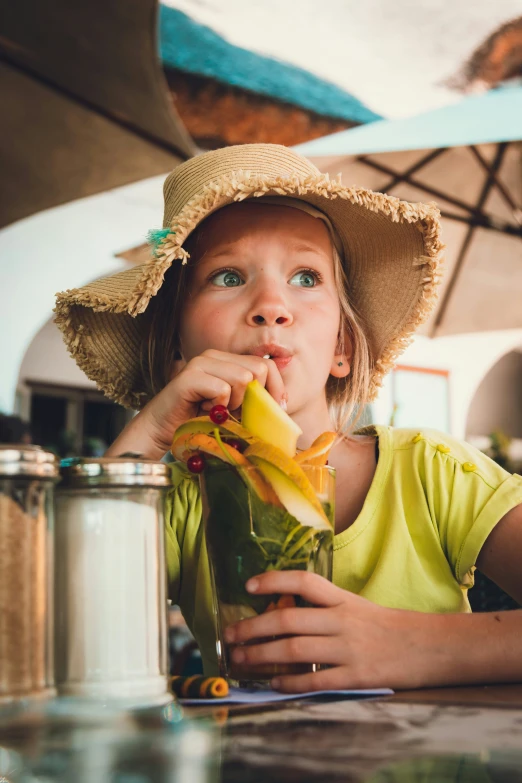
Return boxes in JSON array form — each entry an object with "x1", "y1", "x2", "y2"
[
  {"x1": 164, "y1": 462, "x2": 201, "y2": 603},
  {"x1": 418, "y1": 431, "x2": 522, "y2": 585}
]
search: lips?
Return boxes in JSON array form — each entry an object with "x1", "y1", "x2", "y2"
[{"x1": 248, "y1": 344, "x2": 293, "y2": 371}]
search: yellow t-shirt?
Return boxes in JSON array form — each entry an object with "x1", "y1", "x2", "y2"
[{"x1": 165, "y1": 426, "x2": 522, "y2": 675}]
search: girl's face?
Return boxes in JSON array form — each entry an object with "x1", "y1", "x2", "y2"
[{"x1": 179, "y1": 203, "x2": 344, "y2": 415}]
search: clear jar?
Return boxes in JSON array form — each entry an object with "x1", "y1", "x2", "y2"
[
  {"x1": 0, "y1": 445, "x2": 58, "y2": 704},
  {"x1": 54, "y1": 458, "x2": 172, "y2": 707}
]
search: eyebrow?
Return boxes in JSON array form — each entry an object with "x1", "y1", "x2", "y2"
[{"x1": 285, "y1": 240, "x2": 331, "y2": 257}]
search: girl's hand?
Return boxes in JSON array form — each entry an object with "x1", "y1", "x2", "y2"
[
  {"x1": 224, "y1": 571, "x2": 445, "y2": 693},
  {"x1": 106, "y1": 350, "x2": 285, "y2": 459}
]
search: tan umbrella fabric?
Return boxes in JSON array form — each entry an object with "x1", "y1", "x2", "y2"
[
  {"x1": 306, "y1": 142, "x2": 522, "y2": 337},
  {"x1": 295, "y1": 126, "x2": 522, "y2": 338},
  {"x1": 295, "y1": 86, "x2": 522, "y2": 337}
]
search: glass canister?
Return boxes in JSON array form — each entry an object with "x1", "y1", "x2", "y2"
[
  {"x1": 0, "y1": 444, "x2": 58, "y2": 704},
  {"x1": 54, "y1": 458, "x2": 172, "y2": 707}
]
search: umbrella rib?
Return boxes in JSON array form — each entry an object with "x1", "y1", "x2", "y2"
[
  {"x1": 433, "y1": 143, "x2": 508, "y2": 334},
  {"x1": 439, "y1": 210, "x2": 522, "y2": 237},
  {"x1": 373, "y1": 148, "x2": 447, "y2": 192},
  {"x1": 469, "y1": 145, "x2": 522, "y2": 224},
  {"x1": 356, "y1": 155, "x2": 476, "y2": 215}
]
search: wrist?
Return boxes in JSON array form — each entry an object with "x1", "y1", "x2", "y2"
[{"x1": 105, "y1": 409, "x2": 170, "y2": 461}]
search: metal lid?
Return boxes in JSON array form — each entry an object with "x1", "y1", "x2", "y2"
[
  {"x1": 0, "y1": 444, "x2": 59, "y2": 478},
  {"x1": 58, "y1": 457, "x2": 171, "y2": 488}
]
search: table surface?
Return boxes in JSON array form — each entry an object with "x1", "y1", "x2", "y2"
[{"x1": 2, "y1": 685, "x2": 522, "y2": 782}]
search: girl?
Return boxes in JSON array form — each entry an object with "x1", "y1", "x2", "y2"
[{"x1": 55, "y1": 144, "x2": 522, "y2": 692}]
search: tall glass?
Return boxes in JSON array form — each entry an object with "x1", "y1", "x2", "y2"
[{"x1": 200, "y1": 461, "x2": 334, "y2": 686}]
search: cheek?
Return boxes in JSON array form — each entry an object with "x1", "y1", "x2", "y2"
[
  {"x1": 179, "y1": 298, "x2": 233, "y2": 357},
  {"x1": 302, "y1": 298, "x2": 340, "y2": 348}
]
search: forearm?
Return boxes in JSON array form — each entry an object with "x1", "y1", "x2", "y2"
[
  {"x1": 105, "y1": 409, "x2": 168, "y2": 461},
  {"x1": 221, "y1": 571, "x2": 522, "y2": 692},
  {"x1": 405, "y1": 608, "x2": 522, "y2": 689}
]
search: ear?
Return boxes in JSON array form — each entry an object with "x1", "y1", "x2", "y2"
[
  {"x1": 330, "y1": 332, "x2": 352, "y2": 378},
  {"x1": 330, "y1": 354, "x2": 351, "y2": 378}
]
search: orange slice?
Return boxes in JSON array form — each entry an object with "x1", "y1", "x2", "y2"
[
  {"x1": 172, "y1": 416, "x2": 255, "y2": 448},
  {"x1": 294, "y1": 431, "x2": 337, "y2": 466},
  {"x1": 171, "y1": 432, "x2": 247, "y2": 465},
  {"x1": 172, "y1": 431, "x2": 281, "y2": 506}
]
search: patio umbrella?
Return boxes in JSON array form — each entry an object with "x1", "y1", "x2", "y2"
[
  {"x1": 0, "y1": 0, "x2": 195, "y2": 228},
  {"x1": 295, "y1": 87, "x2": 522, "y2": 337}
]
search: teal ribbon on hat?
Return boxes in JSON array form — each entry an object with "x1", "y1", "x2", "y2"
[{"x1": 147, "y1": 228, "x2": 173, "y2": 256}]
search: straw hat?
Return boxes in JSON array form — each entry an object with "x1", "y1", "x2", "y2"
[{"x1": 54, "y1": 144, "x2": 444, "y2": 409}]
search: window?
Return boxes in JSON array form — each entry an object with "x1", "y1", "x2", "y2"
[
  {"x1": 391, "y1": 366, "x2": 450, "y2": 432},
  {"x1": 27, "y1": 382, "x2": 132, "y2": 457}
]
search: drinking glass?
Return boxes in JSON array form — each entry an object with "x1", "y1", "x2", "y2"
[{"x1": 200, "y1": 461, "x2": 335, "y2": 686}]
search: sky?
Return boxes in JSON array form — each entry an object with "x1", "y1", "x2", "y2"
[{"x1": 162, "y1": 0, "x2": 521, "y2": 118}]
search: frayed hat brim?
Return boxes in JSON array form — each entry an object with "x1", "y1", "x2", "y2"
[{"x1": 55, "y1": 145, "x2": 444, "y2": 409}]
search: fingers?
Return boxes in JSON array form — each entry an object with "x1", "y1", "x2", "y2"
[
  {"x1": 272, "y1": 666, "x2": 355, "y2": 693},
  {"x1": 162, "y1": 369, "x2": 233, "y2": 413},
  {"x1": 230, "y1": 636, "x2": 343, "y2": 667},
  {"x1": 244, "y1": 571, "x2": 349, "y2": 608},
  {"x1": 185, "y1": 350, "x2": 286, "y2": 412},
  {"x1": 201, "y1": 350, "x2": 270, "y2": 387},
  {"x1": 226, "y1": 607, "x2": 338, "y2": 644},
  {"x1": 188, "y1": 359, "x2": 256, "y2": 411}
]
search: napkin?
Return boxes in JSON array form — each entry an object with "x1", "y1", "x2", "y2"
[{"x1": 179, "y1": 686, "x2": 393, "y2": 705}]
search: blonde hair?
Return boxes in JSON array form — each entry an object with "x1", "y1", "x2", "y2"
[
  {"x1": 328, "y1": 246, "x2": 373, "y2": 434},
  {"x1": 144, "y1": 228, "x2": 374, "y2": 435}
]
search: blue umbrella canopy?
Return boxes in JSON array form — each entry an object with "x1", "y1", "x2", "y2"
[
  {"x1": 295, "y1": 86, "x2": 522, "y2": 156},
  {"x1": 295, "y1": 87, "x2": 522, "y2": 337}
]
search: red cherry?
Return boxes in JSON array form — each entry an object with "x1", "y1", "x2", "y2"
[
  {"x1": 209, "y1": 405, "x2": 229, "y2": 425},
  {"x1": 187, "y1": 453, "x2": 205, "y2": 474},
  {"x1": 226, "y1": 439, "x2": 244, "y2": 453}
]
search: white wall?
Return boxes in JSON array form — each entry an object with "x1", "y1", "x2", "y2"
[
  {"x1": 0, "y1": 174, "x2": 166, "y2": 413},
  {"x1": 372, "y1": 330, "x2": 522, "y2": 438}
]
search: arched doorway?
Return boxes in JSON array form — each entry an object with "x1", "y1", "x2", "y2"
[
  {"x1": 465, "y1": 347, "x2": 522, "y2": 612},
  {"x1": 465, "y1": 347, "x2": 522, "y2": 472}
]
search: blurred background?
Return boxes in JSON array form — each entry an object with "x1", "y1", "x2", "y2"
[{"x1": 1, "y1": 0, "x2": 521, "y2": 471}]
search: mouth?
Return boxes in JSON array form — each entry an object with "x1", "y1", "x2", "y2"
[{"x1": 248, "y1": 343, "x2": 294, "y2": 371}]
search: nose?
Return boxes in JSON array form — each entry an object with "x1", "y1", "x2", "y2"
[{"x1": 246, "y1": 283, "x2": 293, "y2": 327}]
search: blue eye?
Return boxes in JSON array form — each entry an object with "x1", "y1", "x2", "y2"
[
  {"x1": 289, "y1": 270, "x2": 318, "y2": 288},
  {"x1": 211, "y1": 270, "x2": 244, "y2": 287}
]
